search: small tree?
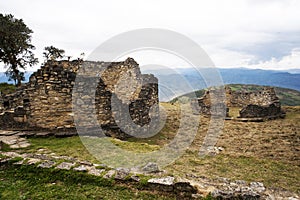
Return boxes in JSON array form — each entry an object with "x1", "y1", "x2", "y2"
[
  {"x1": 43, "y1": 46, "x2": 65, "y2": 63},
  {"x1": 5, "y1": 70, "x2": 25, "y2": 85},
  {"x1": 0, "y1": 14, "x2": 38, "y2": 86}
]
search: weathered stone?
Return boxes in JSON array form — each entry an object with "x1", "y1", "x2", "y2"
[
  {"x1": 78, "y1": 160, "x2": 93, "y2": 166},
  {"x1": 1, "y1": 151, "x2": 21, "y2": 158},
  {"x1": 250, "y1": 182, "x2": 266, "y2": 193},
  {"x1": 26, "y1": 158, "x2": 41, "y2": 165},
  {"x1": 239, "y1": 103, "x2": 283, "y2": 118},
  {"x1": 148, "y1": 176, "x2": 175, "y2": 192},
  {"x1": 0, "y1": 130, "x2": 19, "y2": 136},
  {"x1": 55, "y1": 162, "x2": 75, "y2": 170},
  {"x1": 141, "y1": 162, "x2": 160, "y2": 173},
  {"x1": 35, "y1": 132, "x2": 53, "y2": 137},
  {"x1": 0, "y1": 135, "x2": 18, "y2": 145},
  {"x1": 13, "y1": 160, "x2": 25, "y2": 165},
  {"x1": 114, "y1": 168, "x2": 130, "y2": 180},
  {"x1": 10, "y1": 143, "x2": 29, "y2": 149},
  {"x1": 88, "y1": 167, "x2": 105, "y2": 176},
  {"x1": 148, "y1": 176, "x2": 175, "y2": 185},
  {"x1": 38, "y1": 161, "x2": 56, "y2": 168},
  {"x1": 0, "y1": 58, "x2": 159, "y2": 140},
  {"x1": 73, "y1": 165, "x2": 88, "y2": 172},
  {"x1": 288, "y1": 197, "x2": 299, "y2": 200},
  {"x1": 103, "y1": 170, "x2": 116, "y2": 179},
  {"x1": 0, "y1": 135, "x2": 31, "y2": 149},
  {"x1": 16, "y1": 132, "x2": 36, "y2": 137},
  {"x1": 191, "y1": 86, "x2": 285, "y2": 120},
  {"x1": 130, "y1": 175, "x2": 141, "y2": 182}
]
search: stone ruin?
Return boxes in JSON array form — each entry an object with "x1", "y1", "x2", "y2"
[
  {"x1": 190, "y1": 88, "x2": 229, "y2": 117},
  {"x1": 0, "y1": 58, "x2": 159, "y2": 139},
  {"x1": 191, "y1": 86, "x2": 285, "y2": 120}
]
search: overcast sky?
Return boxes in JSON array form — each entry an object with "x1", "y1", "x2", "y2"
[{"x1": 1, "y1": 0, "x2": 300, "y2": 71}]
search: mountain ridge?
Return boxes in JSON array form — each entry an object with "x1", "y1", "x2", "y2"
[
  {"x1": 141, "y1": 67, "x2": 300, "y2": 101},
  {"x1": 1, "y1": 68, "x2": 299, "y2": 102}
]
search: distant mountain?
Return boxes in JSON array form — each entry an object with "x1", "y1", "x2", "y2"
[
  {"x1": 284, "y1": 69, "x2": 300, "y2": 74},
  {"x1": 170, "y1": 84, "x2": 300, "y2": 106},
  {"x1": 1, "y1": 68, "x2": 299, "y2": 103},
  {"x1": 141, "y1": 68, "x2": 300, "y2": 101}
]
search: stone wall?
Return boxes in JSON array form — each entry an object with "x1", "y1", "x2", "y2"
[
  {"x1": 225, "y1": 86, "x2": 280, "y2": 107},
  {"x1": 191, "y1": 86, "x2": 284, "y2": 119},
  {"x1": 239, "y1": 103, "x2": 282, "y2": 118},
  {"x1": 0, "y1": 58, "x2": 159, "y2": 139},
  {"x1": 191, "y1": 88, "x2": 228, "y2": 117}
]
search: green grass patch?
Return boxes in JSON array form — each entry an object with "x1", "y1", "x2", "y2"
[
  {"x1": 0, "y1": 163, "x2": 175, "y2": 200},
  {"x1": 26, "y1": 136, "x2": 100, "y2": 164},
  {"x1": 110, "y1": 138, "x2": 160, "y2": 153},
  {"x1": 0, "y1": 83, "x2": 16, "y2": 95},
  {"x1": 0, "y1": 142, "x2": 12, "y2": 152}
]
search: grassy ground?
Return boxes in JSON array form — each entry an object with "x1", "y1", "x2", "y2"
[
  {"x1": 24, "y1": 136, "x2": 101, "y2": 164},
  {"x1": 2, "y1": 103, "x2": 300, "y2": 197},
  {"x1": 0, "y1": 162, "x2": 176, "y2": 200}
]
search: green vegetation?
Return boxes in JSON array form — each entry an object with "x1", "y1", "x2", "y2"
[
  {"x1": 110, "y1": 138, "x2": 160, "y2": 153},
  {"x1": 0, "y1": 163, "x2": 175, "y2": 200},
  {"x1": 26, "y1": 136, "x2": 99, "y2": 164},
  {"x1": 274, "y1": 88, "x2": 300, "y2": 106},
  {"x1": 0, "y1": 14, "x2": 38, "y2": 86},
  {"x1": 26, "y1": 136, "x2": 161, "y2": 163},
  {"x1": 0, "y1": 83, "x2": 16, "y2": 94},
  {"x1": 170, "y1": 84, "x2": 300, "y2": 106},
  {"x1": 43, "y1": 46, "x2": 65, "y2": 63}
]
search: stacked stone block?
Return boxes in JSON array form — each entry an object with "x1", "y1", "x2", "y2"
[
  {"x1": 191, "y1": 86, "x2": 284, "y2": 119},
  {"x1": 0, "y1": 58, "x2": 159, "y2": 139}
]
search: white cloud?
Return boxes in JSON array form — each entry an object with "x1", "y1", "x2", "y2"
[
  {"x1": 204, "y1": 45, "x2": 256, "y2": 68},
  {"x1": 247, "y1": 48, "x2": 300, "y2": 70},
  {"x1": 0, "y1": 0, "x2": 300, "y2": 71}
]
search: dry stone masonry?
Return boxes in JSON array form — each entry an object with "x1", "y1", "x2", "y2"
[
  {"x1": 191, "y1": 88, "x2": 228, "y2": 117},
  {"x1": 0, "y1": 58, "x2": 159, "y2": 139},
  {"x1": 191, "y1": 86, "x2": 285, "y2": 120}
]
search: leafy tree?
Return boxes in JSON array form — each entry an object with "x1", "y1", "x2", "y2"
[
  {"x1": 0, "y1": 14, "x2": 38, "y2": 86},
  {"x1": 43, "y1": 46, "x2": 65, "y2": 62},
  {"x1": 5, "y1": 70, "x2": 25, "y2": 85}
]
